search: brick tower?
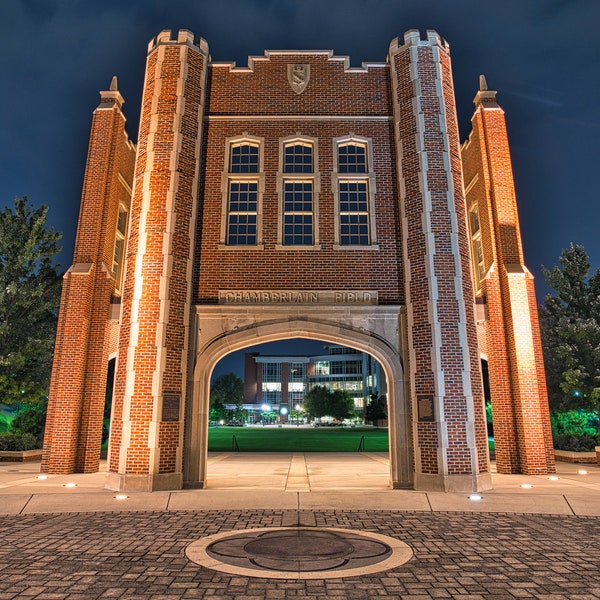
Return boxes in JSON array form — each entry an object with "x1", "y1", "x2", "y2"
[
  {"x1": 43, "y1": 29, "x2": 554, "y2": 492},
  {"x1": 461, "y1": 76, "x2": 555, "y2": 474},
  {"x1": 389, "y1": 31, "x2": 489, "y2": 490},
  {"x1": 106, "y1": 31, "x2": 209, "y2": 491}
]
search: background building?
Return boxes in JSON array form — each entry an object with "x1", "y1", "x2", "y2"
[{"x1": 243, "y1": 345, "x2": 384, "y2": 421}]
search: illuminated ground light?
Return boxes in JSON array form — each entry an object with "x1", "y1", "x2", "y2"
[
  {"x1": 468, "y1": 494, "x2": 483, "y2": 501},
  {"x1": 36, "y1": 475, "x2": 48, "y2": 480},
  {"x1": 578, "y1": 469, "x2": 588, "y2": 475},
  {"x1": 520, "y1": 483, "x2": 533, "y2": 489},
  {"x1": 114, "y1": 494, "x2": 129, "y2": 501},
  {"x1": 64, "y1": 482, "x2": 77, "y2": 488},
  {"x1": 548, "y1": 476, "x2": 560, "y2": 481}
]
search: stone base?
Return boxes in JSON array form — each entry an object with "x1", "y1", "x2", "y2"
[
  {"x1": 183, "y1": 481, "x2": 205, "y2": 489},
  {"x1": 414, "y1": 472, "x2": 493, "y2": 493},
  {"x1": 105, "y1": 472, "x2": 183, "y2": 492}
]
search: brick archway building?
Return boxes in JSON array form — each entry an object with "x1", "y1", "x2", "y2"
[{"x1": 42, "y1": 29, "x2": 555, "y2": 492}]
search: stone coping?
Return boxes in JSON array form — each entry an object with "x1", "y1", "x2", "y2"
[
  {"x1": 0, "y1": 449, "x2": 43, "y2": 462},
  {"x1": 554, "y1": 449, "x2": 597, "y2": 463}
]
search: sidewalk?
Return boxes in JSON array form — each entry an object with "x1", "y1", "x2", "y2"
[{"x1": 1, "y1": 452, "x2": 599, "y2": 516}]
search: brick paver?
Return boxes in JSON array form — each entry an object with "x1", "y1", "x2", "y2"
[{"x1": 0, "y1": 510, "x2": 599, "y2": 599}]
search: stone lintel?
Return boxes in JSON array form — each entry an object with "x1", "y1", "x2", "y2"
[{"x1": 219, "y1": 290, "x2": 379, "y2": 305}]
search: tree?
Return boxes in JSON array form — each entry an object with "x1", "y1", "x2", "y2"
[
  {"x1": 0, "y1": 197, "x2": 62, "y2": 407},
  {"x1": 303, "y1": 385, "x2": 354, "y2": 421},
  {"x1": 210, "y1": 372, "x2": 243, "y2": 421},
  {"x1": 539, "y1": 244, "x2": 600, "y2": 433},
  {"x1": 365, "y1": 392, "x2": 387, "y2": 426}
]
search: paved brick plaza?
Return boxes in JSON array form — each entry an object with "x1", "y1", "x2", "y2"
[{"x1": 1, "y1": 509, "x2": 599, "y2": 599}]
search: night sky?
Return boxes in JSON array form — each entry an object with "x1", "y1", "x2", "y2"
[{"x1": 1, "y1": 0, "x2": 598, "y2": 375}]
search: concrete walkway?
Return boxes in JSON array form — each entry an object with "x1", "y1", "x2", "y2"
[{"x1": 1, "y1": 452, "x2": 599, "y2": 516}]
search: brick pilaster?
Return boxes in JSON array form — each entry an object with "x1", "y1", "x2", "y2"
[
  {"x1": 462, "y1": 80, "x2": 555, "y2": 474},
  {"x1": 42, "y1": 80, "x2": 135, "y2": 474}
]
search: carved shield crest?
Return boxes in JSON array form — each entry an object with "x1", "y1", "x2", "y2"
[{"x1": 288, "y1": 64, "x2": 310, "y2": 94}]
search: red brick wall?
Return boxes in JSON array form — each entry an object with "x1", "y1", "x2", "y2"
[
  {"x1": 42, "y1": 87, "x2": 136, "y2": 474},
  {"x1": 194, "y1": 55, "x2": 403, "y2": 304}
]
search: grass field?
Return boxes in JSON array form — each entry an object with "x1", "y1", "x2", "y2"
[{"x1": 208, "y1": 426, "x2": 389, "y2": 452}]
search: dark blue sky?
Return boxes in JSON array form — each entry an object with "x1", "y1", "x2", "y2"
[{"x1": 1, "y1": 1, "x2": 598, "y2": 311}]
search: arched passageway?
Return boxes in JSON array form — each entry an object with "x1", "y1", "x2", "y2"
[{"x1": 185, "y1": 306, "x2": 412, "y2": 489}]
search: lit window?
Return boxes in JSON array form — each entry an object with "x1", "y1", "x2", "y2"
[
  {"x1": 222, "y1": 138, "x2": 264, "y2": 247},
  {"x1": 113, "y1": 205, "x2": 128, "y2": 291},
  {"x1": 469, "y1": 204, "x2": 485, "y2": 288},
  {"x1": 262, "y1": 382, "x2": 281, "y2": 392},
  {"x1": 333, "y1": 138, "x2": 377, "y2": 249},
  {"x1": 277, "y1": 137, "x2": 320, "y2": 249}
]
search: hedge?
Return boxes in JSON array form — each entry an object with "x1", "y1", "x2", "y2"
[{"x1": 0, "y1": 432, "x2": 39, "y2": 451}]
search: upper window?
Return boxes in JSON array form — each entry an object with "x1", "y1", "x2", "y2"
[
  {"x1": 221, "y1": 138, "x2": 265, "y2": 248},
  {"x1": 230, "y1": 143, "x2": 259, "y2": 173},
  {"x1": 333, "y1": 137, "x2": 377, "y2": 249},
  {"x1": 338, "y1": 143, "x2": 367, "y2": 173},
  {"x1": 284, "y1": 143, "x2": 313, "y2": 173}
]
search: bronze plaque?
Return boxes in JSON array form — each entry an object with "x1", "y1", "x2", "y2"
[
  {"x1": 162, "y1": 395, "x2": 180, "y2": 422},
  {"x1": 417, "y1": 394, "x2": 434, "y2": 422}
]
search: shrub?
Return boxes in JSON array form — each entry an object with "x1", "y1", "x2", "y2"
[
  {"x1": 0, "y1": 432, "x2": 39, "y2": 451},
  {"x1": 10, "y1": 405, "x2": 46, "y2": 446},
  {"x1": 550, "y1": 410, "x2": 598, "y2": 437},
  {"x1": 553, "y1": 433, "x2": 598, "y2": 452}
]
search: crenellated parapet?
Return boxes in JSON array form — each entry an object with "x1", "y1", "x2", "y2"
[
  {"x1": 388, "y1": 29, "x2": 450, "y2": 56},
  {"x1": 147, "y1": 29, "x2": 209, "y2": 56}
]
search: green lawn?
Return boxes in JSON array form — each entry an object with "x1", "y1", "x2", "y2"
[{"x1": 208, "y1": 426, "x2": 389, "y2": 452}]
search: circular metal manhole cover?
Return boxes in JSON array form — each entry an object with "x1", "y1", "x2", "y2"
[{"x1": 186, "y1": 527, "x2": 413, "y2": 579}]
